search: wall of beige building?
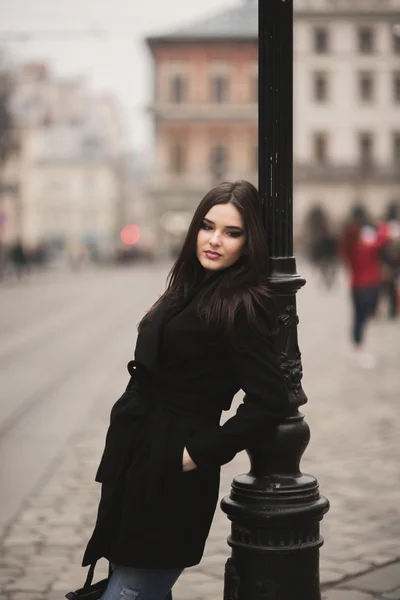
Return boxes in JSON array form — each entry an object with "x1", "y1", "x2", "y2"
[
  {"x1": 2, "y1": 63, "x2": 128, "y2": 258},
  {"x1": 26, "y1": 167, "x2": 118, "y2": 250},
  {"x1": 294, "y1": 19, "x2": 400, "y2": 165}
]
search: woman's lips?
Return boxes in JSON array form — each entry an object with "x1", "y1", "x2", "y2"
[{"x1": 204, "y1": 251, "x2": 221, "y2": 260}]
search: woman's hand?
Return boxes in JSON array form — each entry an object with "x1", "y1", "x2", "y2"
[{"x1": 182, "y1": 447, "x2": 197, "y2": 472}]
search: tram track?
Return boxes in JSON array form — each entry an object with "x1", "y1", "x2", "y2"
[
  {"x1": 0, "y1": 284, "x2": 146, "y2": 444},
  {"x1": 0, "y1": 265, "x2": 166, "y2": 444},
  {"x1": 0, "y1": 269, "x2": 139, "y2": 366}
]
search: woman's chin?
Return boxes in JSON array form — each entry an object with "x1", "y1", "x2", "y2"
[{"x1": 198, "y1": 256, "x2": 224, "y2": 271}]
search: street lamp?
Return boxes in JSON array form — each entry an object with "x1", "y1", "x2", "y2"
[{"x1": 221, "y1": 2, "x2": 329, "y2": 599}]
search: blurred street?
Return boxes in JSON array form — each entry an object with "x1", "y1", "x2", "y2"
[{"x1": 0, "y1": 261, "x2": 399, "y2": 599}]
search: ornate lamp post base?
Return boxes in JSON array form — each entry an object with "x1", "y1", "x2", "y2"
[
  {"x1": 222, "y1": 247, "x2": 329, "y2": 600},
  {"x1": 222, "y1": 442, "x2": 328, "y2": 599}
]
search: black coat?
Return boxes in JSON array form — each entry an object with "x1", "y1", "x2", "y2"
[{"x1": 82, "y1": 284, "x2": 290, "y2": 570}]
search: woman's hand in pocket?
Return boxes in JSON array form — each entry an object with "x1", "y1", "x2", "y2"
[{"x1": 182, "y1": 447, "x2": 197, "y2": 472}]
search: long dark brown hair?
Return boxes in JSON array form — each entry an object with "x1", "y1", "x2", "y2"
[{"x1": 139, "y1": 180, "x2": 274, "y2": 336}]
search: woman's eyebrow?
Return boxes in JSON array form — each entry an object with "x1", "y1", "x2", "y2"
[{"x1": 203, "y1": 218, "x2": 243, "y2": 231}]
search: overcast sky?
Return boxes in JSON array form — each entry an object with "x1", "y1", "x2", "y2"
[{"x1": 0, "y1": 0, "x2": 237, "y2": 153}]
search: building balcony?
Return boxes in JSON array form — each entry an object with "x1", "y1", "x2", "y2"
[
  {"x1": 149, "y1": 103, "x2": 257, "y2": 122},
  {"x1": 294, "y1": 163, "x2": 400, "y2": 184}
]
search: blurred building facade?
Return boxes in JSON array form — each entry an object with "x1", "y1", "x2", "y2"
[
  {"x1": 294, "y1": 0, "x2": 400, "y2": 239},
  {"x1": 147, "y1": 1, "x2": 258, "y2": 256},
  {"x1": 1, "y1": 62, "x2": 127, "y2": 260},
  {"x1": 147, "y1": 0, "x2": 400, "y2": 255}
]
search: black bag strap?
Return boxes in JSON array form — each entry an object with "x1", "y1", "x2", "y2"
[
  {"x1": 84, "y1": 563, "x2": 96, "y2": 588},
  {"x1": 84, "y1": 562, "x2": 113, "y2": 588}
]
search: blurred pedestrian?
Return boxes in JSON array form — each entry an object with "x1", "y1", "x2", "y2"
[
  {"x1": 78, "y1": 181, "x2": 290, "y2": 599},
  {"x1": 9, "y1": 238, "x2": 29, "y2": 280},
  {"x1": 378, "y1": 202, "x2": 400, "y2": 319},
  {"x1": 303, "y1": 205, "x2": 338, "y2": 288},
  {"x1": 340, "y1": 206, "x2": 395, "y2": 368},
  {"x1": 67, "y1": 238, "x2": 87, "y2": 271}
]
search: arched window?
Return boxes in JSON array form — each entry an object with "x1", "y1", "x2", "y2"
[
  {"x1": 211, "y1": 75, "x2": 229, "y2": 103},
  {"x1": 210, "y1": 144, "x2": 227, "y2": 177},
  {"x1": 313, "y1": 132, "x2": 328, "y2": 164},
  {"x1": 171, "y1": 76, "x2": 186, "y2": 104},
  {"x1": 171, "y1": 141, "x2": 185, "y2": 173},
  {"x1": 359, "y1": 132, "x2": 374, "y2": 168}
]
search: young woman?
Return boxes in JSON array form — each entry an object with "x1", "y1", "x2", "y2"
[
  {"x1": 82, "y1": 180, "x2": 290, "y2": 600},
  {"x1": 340, "y1": 209, "x2": 390, "y2": 368}
]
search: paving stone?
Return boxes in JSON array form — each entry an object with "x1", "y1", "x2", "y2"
[
  {"x1": 7, "y1": 594, "x2": 44, "y2": 600},
  {"x1": 360, "y1": 554, "x2": 396, "y2": 567},
  {"x1": 340, "y1": 563, "x2": 400, "y2": 593},
  {"x1": 320, "y1": 569, "x2": 347, "y2": 585},
  {"x1": 382, "y1": 588, "x2": 400, "y2": 599},
  {"x1": 322, "y1": 591, "x2": 374, "y2": 600},
  {"x1": 178, "y1": 571, "x2": 218, "y2": 585}
]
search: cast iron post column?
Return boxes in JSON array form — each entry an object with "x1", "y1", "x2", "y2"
[{"x1": 221, "y1": 2, "x2": 329, "y2": 599}]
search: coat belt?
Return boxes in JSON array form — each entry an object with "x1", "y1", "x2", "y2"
[{"x1": 105, "y1": 360, "x2": 216, "y2": 504}]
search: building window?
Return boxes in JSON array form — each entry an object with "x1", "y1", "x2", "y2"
[
  {"x1": 314, "y1": 27, "x2": 329, "y2": 53},
  {"x1": 359, "y1": 132, "x2": 374, "y2": 167},
  {"x1": 393, "y1": 133, "x2": 400, "y2": 165},
  {"x1": 358, "y1": 27, "x2": 374, "y2": 53},
  {"x1": 359, "y1": 72, "x2": 374, "y2": 102},
  {"x1": 211, "y1": 75, "x2": 229, "y2": 103},
  {"x1": 394, "y1": 72, "x2": 400, "y2": 103},
  {"x1": 393, "y1": 31, "x2": 400, "y2": 54},
  {"x1": 313, "y1": 132, "x2": 328, "y2": 164},
  {"x1": 171, "y1": 75, "x2": 186, "y2": 104},
  {"x1": 171, "y1": 142, "x2": 185, "y2": 173},
  {"x1": 210, "y1": 144, "x2": 227, "y2": 177},
  {"x1": 314, "y1": 72, "x2": 328, "y2": 102}
]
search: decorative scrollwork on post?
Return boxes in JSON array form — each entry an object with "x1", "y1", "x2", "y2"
[
  {"x1": 278, "y1": 305, "x2": 305, "y2": 403},
  {"x1": 224, "y1": 558, "x2": 240, "y2": 600}
]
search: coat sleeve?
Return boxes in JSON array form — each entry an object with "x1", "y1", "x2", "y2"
[{"x1": 185, "y1": 307, "x2": 290, "y2": 467}]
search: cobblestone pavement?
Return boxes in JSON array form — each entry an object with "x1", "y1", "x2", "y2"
[{"x1": 0, "y1": 263, "x2": 399, "y2": 599}]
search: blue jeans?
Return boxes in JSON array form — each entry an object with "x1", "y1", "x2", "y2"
[
  {"x1": 100, "y1": 565, "x2": 184, "y2": 600},
  {"x1": 351, "y1": 285, "x2": 380, "y2": 345}
]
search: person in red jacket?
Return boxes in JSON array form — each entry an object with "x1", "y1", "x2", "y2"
[{"x1": 340, "y1": 212, "x2": 390, "y2": 368}]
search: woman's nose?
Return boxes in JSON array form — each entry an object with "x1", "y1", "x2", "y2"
[{"x1": 209, "y1": 232, "x2": 222, "y2": 246}]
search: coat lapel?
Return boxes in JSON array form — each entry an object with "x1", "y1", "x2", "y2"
[{"x1": 134, "y1": 275, "x2": 218, "y2": 373}]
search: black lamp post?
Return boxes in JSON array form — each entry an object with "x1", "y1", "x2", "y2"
[{"x1": 221, "y1": 2, "x2": 329, "y2": 599}]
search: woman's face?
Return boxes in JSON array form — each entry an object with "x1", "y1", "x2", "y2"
[{"x1": 196, "y1": 203, "x2": 246, "y2": 272}]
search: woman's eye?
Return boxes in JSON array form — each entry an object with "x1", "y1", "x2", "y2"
[
  {"x1": 201, "y1": 222, "x2": 212, "y2": 231},
  {"x1": 227, "y1": 231, "x2": 243, "y2": 238}
]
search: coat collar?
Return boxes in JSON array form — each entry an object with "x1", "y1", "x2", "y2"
[{"x1": 134, "y1": 270, "x2": 226, "y2": 373}]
